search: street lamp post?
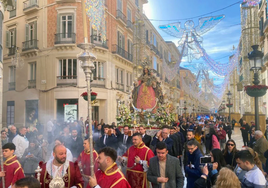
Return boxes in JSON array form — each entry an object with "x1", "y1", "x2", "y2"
[
  {"x1": 226, "y1": 91, "x2": 232, "y2": 122},
  {"x1": 77, "y1": 0, "x2": 97, "y2": 176},
  {"x1": 247, "y1": 45, "x2": 264, "y2": 131},
  {"x1": 184, "y1": 101, "x2": 187, "y2": 118}
]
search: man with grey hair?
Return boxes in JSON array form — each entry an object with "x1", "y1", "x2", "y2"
[
  {"x1": 253, "y1": 130, "x2": 268, "y2": 165},
  {"x1": 8, "y1": 125, "x2": 17, "y2": 143}
]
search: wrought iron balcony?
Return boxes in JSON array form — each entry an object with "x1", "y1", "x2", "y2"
[
  {"x1": 8, "y1": 46, "x2": 17, "y2": 56},
  {"x1": 91, "y1": 77, "x2": 105, "y2": 88},
  {"x1": 55, "y1": 33, "x2": 76, "y2": 44},
  {"x1": 9, "y1": 82, "x2": 15, "y2": 91},
  {"x1": 126, "y1": 20, "x2": 133, "y2": 30},
  {"x1": 9, "y1": 9, "x2": 16, "y2": 18},
  {"x1": 22, "y1": 39, "x2": 38, "y2": 51},
  {"x1": 90, "y1": 35, "x2": 108, "y2": 49},
  {"x1": 116, "y1": 82, "x2": 124, "y2": 91},
  {"x1": 28, "y1": 80, "x2": 36, "y2": 89},
  {"x1": 23, "y1": 0, "x2": 39, "y2": 12},
  {"x1": 150, "y1": 44, "x2": 159, "y2": 55},
  {"x1": 112, "y1": 44, "x2": 133, "y2": 62},
  {"x1": 57, "y1": 75, "x2": 77, "y2": 85},
  {"x1": 116, "y1": 10, "x2": 127, "y2": 24}
]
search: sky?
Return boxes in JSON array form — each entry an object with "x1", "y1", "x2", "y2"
[{"x1": 143, "y1": 0, "x2": 242, "y2": 85}]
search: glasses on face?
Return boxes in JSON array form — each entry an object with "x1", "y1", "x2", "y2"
[{"x1": 227, "y1": 143, "x2": 234, "y2": 146}]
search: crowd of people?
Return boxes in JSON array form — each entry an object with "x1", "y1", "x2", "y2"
[{"x1": 0, "y1": 115, "x2": 268, "y2": 188}]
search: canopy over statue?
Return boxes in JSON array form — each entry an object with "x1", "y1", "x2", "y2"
[{"x1": 131, "y1": 63, "x2": 164, "y2": 113}]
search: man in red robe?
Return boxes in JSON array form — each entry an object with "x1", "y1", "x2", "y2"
[
  {"x1": 77, "y1": 139, "x2": 98, "y2": 188},
  {"x1": 0, "y1": 143, "x2": 24, "y2": 188},
  {"x1": 119, "y1": 132, "x2": 154, "y2": 188},
  {"x1": 38, "y1": 144, "x2": 83, "y2": 188},
  {"x1": 88, "y1": 147, "x2": 131, "y2": 188}
]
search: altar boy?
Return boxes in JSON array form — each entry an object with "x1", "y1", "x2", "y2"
[{"x1": 0, "y1": 143, "x2": 25, "y2": 188}]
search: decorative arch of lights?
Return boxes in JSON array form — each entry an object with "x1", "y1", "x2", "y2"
[{"x1": 159, "y1": 14, "x2": 242, "y2": 110}]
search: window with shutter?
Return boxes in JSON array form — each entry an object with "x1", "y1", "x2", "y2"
[
  {"x1": 117, "y1": 0, "x2": 122, "y2": 11},
  {"x1": 29, "y1": 62, "x2": 36, "y2": 80},
  {"x1": 135, "y1": 0, "x2": 139, "y2": 7},
  {"x1": 7, "y1": 101, "x2": 15, "y2": 126},
  {"x1": 9, "y1": 66, "x2": 16, "y2": 83},
  {"x1": 127, "y1": 8, "x2": 131, "y2": 21},
  {"x1": 6, "y1": 31, "x2": 10, "y2": 48},
  {"x1": 7, "y1": 28, "x2": 16, "y2": 48},
  {"x1": 57, "y1": 14, "x2": 74, "y2": 42}
]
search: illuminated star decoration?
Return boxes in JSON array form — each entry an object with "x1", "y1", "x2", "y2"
[{"x1": 85, "y1": 0, "x2": 106, "y2": 41}]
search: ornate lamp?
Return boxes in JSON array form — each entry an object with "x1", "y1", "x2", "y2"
[
  {"x1": 226, "y1": 91, "x2": 232, "y2": 122},
  {"x1": 247, "y1": 45, "x2": 264, "y2": 130}
]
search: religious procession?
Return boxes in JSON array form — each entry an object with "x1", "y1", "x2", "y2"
[{"x1": 1, "y1": 0, "x2": 268, "y2": 188}]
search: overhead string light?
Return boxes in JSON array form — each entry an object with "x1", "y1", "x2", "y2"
[{"x1": 85, "y1": 0, "x2": 106, "y2": 41}]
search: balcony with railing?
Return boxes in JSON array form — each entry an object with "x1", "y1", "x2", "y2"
[
  {"x1": 23, "y1": 0, "x2": 39, "y2": 13},
  {"x1": 146, "y1": 40, "x2": 151, "y2": 46},
  {"x1": 57, "y1": 75, "x2": 77, "y2": 85},
  {"x1": 28, "y1": 80, "x2": 36, "y2": 89},
  {"x1": 150, "y1": 44, "x2": 159, "y2": 55},
  {"x1": 90, "y1": 35, "x2": 108, "y2": 49},
  {"x1": 116, "y1": 10, "x2": 127, "y2": 24},
  {"x1": 112, "y1": 44, "x2": 133, "y2": 62},
  {"x1": 126, "y1": 20, "x2": 133, "y2": 30},
  {"x1": 8, "y1": 46, "x2": 17, "y2": 56},
  {"x1": 55, "y1": 33, "x2": 76, "y2": 44},
  {"x1": 116, "y1": 82, "x2": 124, "y2": 91},
  {"x1": 9, "y1": 9, "x2": 16, "y2": 18},
  {"x1": 91, "y1": 77, "x2": 105, "y2": 88},
  {"x1": 22, "y1": 39, "x2": 38, "y2": 51},
  {"x1": 9, "y1": 82, "x2": 15, "y2": 91}
]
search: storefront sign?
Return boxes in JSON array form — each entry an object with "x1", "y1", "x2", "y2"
[{"x1": 64, "y1": 104, "x2": 77, "y2": 122}]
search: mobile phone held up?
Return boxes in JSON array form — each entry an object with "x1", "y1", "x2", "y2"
[{"x1": 200, "y1": 156, "x2": 212, "y2": 164}]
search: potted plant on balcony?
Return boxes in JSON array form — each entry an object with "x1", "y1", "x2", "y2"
[
  {"x1": 244, "y1": 85, "x2": 268, "y2": 97},
  {"x1": 226, "y1": 104, "x2": 233, "y2": 108},
  {"x1": 81, "y1": 91, "x2": 98, "y2": 101}
]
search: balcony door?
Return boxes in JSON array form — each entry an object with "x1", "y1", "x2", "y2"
[{"x1": 57, "y1": 14, "x2": 74, "y2": 42}]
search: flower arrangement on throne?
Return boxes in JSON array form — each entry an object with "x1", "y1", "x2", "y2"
[
  {"x1": 155, "y1": 103, "x2": 176, "y2": 125},
  {"x1": 131, "y1": 62, "x2": 164, "y2": 113}
]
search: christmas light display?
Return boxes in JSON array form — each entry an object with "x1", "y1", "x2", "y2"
[
  {"x1": 159, "y1": 14, "x2": 241, "y2": 110},
  {"x1": 85, "y1": 0, "x2": 106, "y2": 40}
]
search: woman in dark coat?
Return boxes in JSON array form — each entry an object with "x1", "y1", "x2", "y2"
[
  {"x1": 222, "y1": 139, "x2": 239, "y2": 169},
  {"x1": 21, "y1": 139, "x2": 43, "y2": 176}
]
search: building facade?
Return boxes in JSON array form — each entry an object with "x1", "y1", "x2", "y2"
[{"x1": 2, "y1": 0, "x2": 185, "y2": 128}]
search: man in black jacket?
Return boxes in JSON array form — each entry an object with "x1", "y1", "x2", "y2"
[
  {"x1": 117, "y1": 125, "x2": 132, "y2": 155},
  {"x1": 69, "y1": 128, "x2": 83, "y2": 160},
  {"x1": 96, "y1": 125, "x2": 118, "y2": 150},
  {"x1": 139, "y1": 125, "x2": 151, "y2": 147},
  {"x1": 170, "y1": 127, "x2": 183, "y2": 158}
]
